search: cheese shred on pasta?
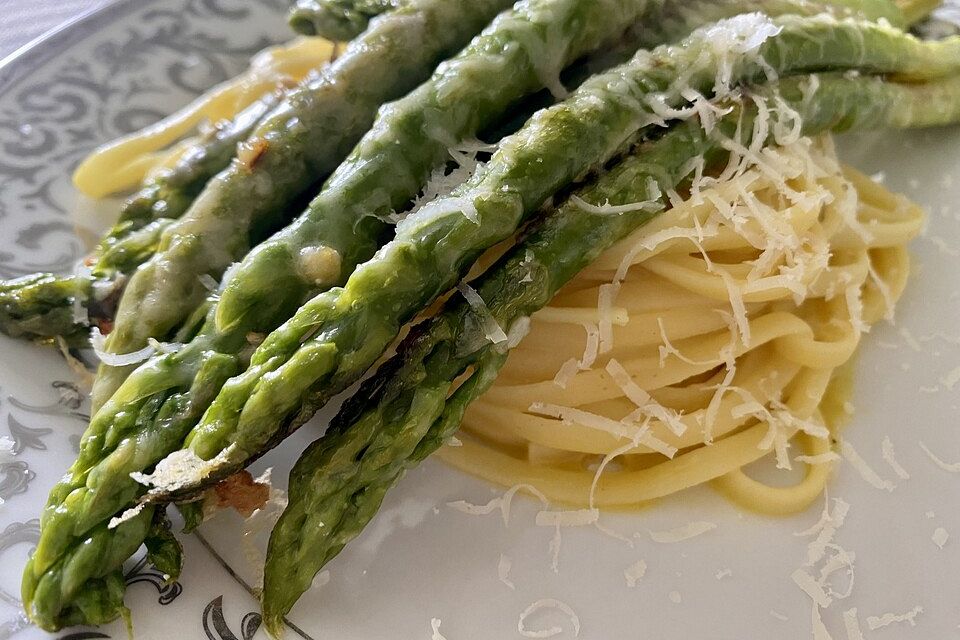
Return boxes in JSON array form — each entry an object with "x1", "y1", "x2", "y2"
[{"x1": 438, "y1": 135, "x2": 923, "y2": 516}]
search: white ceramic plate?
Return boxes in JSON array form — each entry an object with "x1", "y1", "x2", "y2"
[{"x1": 2, "y1": 2, "x2": 960, "y2": 639}]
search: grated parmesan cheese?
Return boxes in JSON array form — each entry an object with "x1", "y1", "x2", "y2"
[
  {"x1": 718, "y1": 269, "x2": 750, "y2": 347},
  {"x1": 130, "y1": 446, "x2": 235, "y2": 494},
  {"x1": 518, "y1": 599, "x2": 581, "y2": 639},
  {"x1": 406, "y1": 142, "x2": 487, "y2": 223},
  {"x1": 811, "y1": 604, "x2": 833, "y2": 640},
  {"x1": 547, "y1": 524, "x2": 562, "y2": 574},
  {"x1": 148, "y1": 337, "x2": 183, "y2": 356},
  {"x1": 918, "y1": 441, "x2": 960, "y2": 473},
  {"x1": 71, "y1": 261, "x2": 93, "y2": 325},
  {"x1": 90, "y1": 327, "x2": 156, "y2": 367},
  {"x1": 698, "y1": 13, "x2": 782, "y2": 96},
  {"x1": 457, "y1": 283, "x2": 508, "y2": 347},
  {"x1": 197, "y1": 273, "x2": 219, "y2": 292},
  {"x1": 507, "y1": 317, "x2": 531, "y2": 349},
  {"x1": 840, "y1": 439, "x2": 895, "y2": 492},
  {"x1": 313, "y1": 570, "x2": 330, "y2": 588},
  {"x1": 519, "y1": 249, "x2": 536, "y2": 283},
  {"x1": 536, "y1": 509, "x2": 600, "y2": 573},
  {"x1": 880, "y1": 436, "x2": 910, "y2": 480},
  {"x1": 818, "y1": 547, "x2": 855, "y2": 600},
  {"x1": 668, "y1": 591, "x2": 682, "y2": 604},
  {"x1": 866, "y1": 260, "x2": 895, "y2": 322},
  {"x1": 606, "y1": 359, "x2": 686, "y2": 437},
  {"x1": 801, "y1": 498, "x2": 850, "y2": 567},
  {"x1": 866, "y1": 606, "x2": 923, "y2": 630},
  {"x1": 529, "y1": 402, "x2": 677, "y2": 458},
  {"x1": 926, "y1": 236, "x2": 960, "y2": 257},
  {"x1": 446, "y1": 483, "x2": 548, "y2": 527},
  {"x1": 842, "y1": 608, "x2": 865, "y2": 640},
  {"x1": 624, "y1": 560, "x2": 647, "y2": 587},
  {"x1": 400, "y1": 195, "x2": 481, "y2": 235},
  {"x1": 932, "y1": 527, "x2": 949, "y2": 549},
  {"x1": 430, "y1": 618, "x2": 448, "y2": 640},
  {"x1": 107, "y1": 503, "x2": 145, "y2": 530},
  {"x1": 796, "y1": 452, "x2": 841, "y2": 465},
  {"x1": 498, "y1": 554, "x2": 515, "y2": 590},
  {"x1": 792, "y1": 568, "x2": 833, "y2": 608},
  {"x1": 648, "y1": 521, "x2": 717, "y2": 543},
  {"x1": 940, "y1": 365, "x2": 960, "y2": 391},
  {"x1": 535, "y1": 509, "x2": 599, "y2": 528},
  {"x1": 578, "y1": 323, "x2": 600, "y2": 370},
  {"x1": 614, "y1": 222, "x2": 719, "y2": 286},
  {"x1": 899, "y1": 326, "x2": 922, "y2": 351},
  {"x1": 552, "y1": 358, "x2": 580, "y2": 389},
  {"x1": 570, "y1": 194, "x2": 660, "y2": 216},
  {"x1": 597, "y1": 283, "x2": 619, "y2": 354},
  {"x1": 241, "y1": 468, "x2": 288, "y2": 589}
]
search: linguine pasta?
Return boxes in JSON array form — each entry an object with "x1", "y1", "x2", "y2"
[{"x1": 439, "y1": 135, "x2": 923, "y2": 516}]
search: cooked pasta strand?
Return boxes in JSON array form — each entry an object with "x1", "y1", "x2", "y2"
[{"x1": 441, "y1": 137, "x2": 921, "y2": 514}]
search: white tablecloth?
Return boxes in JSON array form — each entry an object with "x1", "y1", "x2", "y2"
[{"x1": 0, "y1": 0, "x2": 111, "y2": 58}]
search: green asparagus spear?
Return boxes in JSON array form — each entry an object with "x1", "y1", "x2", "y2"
[
  {"x1": 0, "y1": 274, "x2": 99, "y2": 347},
  {"x1": 289, "y1": 0, "x2": 401, "y2": 40},
  {"x1": 90, "y1": 0, "x2": 513, "y2": 412},
  {"x1": 26, "y1": 0, "x2": 647, "y2": 628},
  {"x1": 261, "y1": 71, "x2": 960, "y2": 630},
  {"x1": 0, "y1": 89, "x2": 286, "y2": 346},
  {"x1": 161, "y1": 14, "x2": 960, "y2": 502},
  {"x1": 21, "y1": 507, "x2": 153, "y2": 631},
  {"x1": 636, "y1": 0, "x2": 906, "y2": 45}
]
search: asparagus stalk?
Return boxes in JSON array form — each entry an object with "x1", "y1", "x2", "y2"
[
  {"x1": 23, "y1": 0, "x2": 651, "y2": 629},
  {"x1": 21, "y1": 506, "x2": 153, "y2": 630},
  {"x1": 90, "y1": 0, "x2": 513, "y2": 411},
  {"x1": 261, "y1": 71, "x2": 960, "y2": 631},
  {"x1": 159, "y1": 15, "x2": 960, "y2": 502},
  {"x1": 289, "y1": 0, "x2": 401, "y2": 40},
  {"x1": 636, "y1": 0, "x2": 907, "y2": 46},
  {"x1": 0, "y1": 89, "x2": 286, "y2": 346}
]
